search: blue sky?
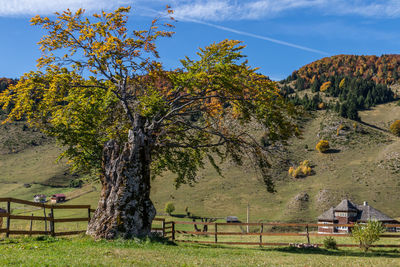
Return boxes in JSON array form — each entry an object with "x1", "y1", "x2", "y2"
[{"x1": 1, "y1": 0, "x2": 400, "y2": 80}]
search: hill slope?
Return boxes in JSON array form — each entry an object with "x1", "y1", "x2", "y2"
[
  {"x1": 1, "y1": 62, "x2": 400, "y2": 223},
  {"x1": 0, "y1": 102, "x2": 399, "y2": 223}
]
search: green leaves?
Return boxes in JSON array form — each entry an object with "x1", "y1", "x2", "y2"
[
  {"x1": 352, "y1": 220, "x2": 385, "y2": 251},
  {"x1": 1, "y1": 7, "x2": 299, "y2": 191}
]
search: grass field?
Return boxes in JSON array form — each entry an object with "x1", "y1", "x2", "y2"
[{"x1": 1, "y1": 236, "x2": 400, "y2": 267}]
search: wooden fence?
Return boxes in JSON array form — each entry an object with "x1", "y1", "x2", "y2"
[
  {"x1": 167, "y1": 221, "x2": 400, "y2": 248},
  {"x1": 1, "y1": 198, "x2": 399, "y2": 249},
  {"x1": 0, "y1": 197, "x2": 95, "y2": 237}
]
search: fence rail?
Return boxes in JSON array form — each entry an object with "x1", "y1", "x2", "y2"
[
  {"x1": 168, "y1": 220, "x2": 400, "y2": 248},
  {"x1": 1, "y1": 197, "x2": 400, "y2": 249},
  {"x1": 0, "y1": 197, "x2": 93, "y2": 237}
]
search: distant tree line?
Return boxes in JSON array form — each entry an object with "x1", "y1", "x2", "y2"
[
  {"x1": 286, "y1": 75, "x2": 394, "y2": 121},
  {"x1": 283, "y1": 54, "x2": 400, "y2": 86}
]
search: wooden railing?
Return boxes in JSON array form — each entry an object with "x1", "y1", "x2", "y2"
[
  {"x1": 168, "y1": 221, "x2": 400, "y2": 248},
  {"x1": 0, "y1": 197, "x2": 95, "y2": 237},
  {"x1": 1, "y1": 198, "x2": 398, "y2": 248}
]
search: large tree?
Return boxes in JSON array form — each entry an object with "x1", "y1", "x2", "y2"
[{"x1": 0, "y1": 7, "x2": 298, "y2": 239}]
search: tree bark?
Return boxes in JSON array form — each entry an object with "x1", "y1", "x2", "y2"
[{"x1": 87, "y1": 118, "x2": 155, "y2": 239}]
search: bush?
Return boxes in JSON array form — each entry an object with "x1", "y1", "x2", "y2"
[
  {"x1": 288, "y1": 167, "x2": 294, "y2": 176},
  {"x1": 323, "y1": 236, "x2": 338, "y2": 250},
  {"x1": 69, "y1": 179, "x2": 83, "y2": 188},
  {"x1": 293, "y1": 167, "x2": 302, "y2": 178},
  {"x1": 351, "y1": 220, "x2": 385, "y2": 251},
  {"x1": 316, "y1": 140, "x2": 330, "y2": 153},
  {"x1": 288, "y1": 160, "x2": 313, "y2": 178},
  {"x1": 389, "y1": 120, "x2": 400, "y2": 136},
  {"x1": 164, "y1": 202, "x2": 175, "y2": 215}
]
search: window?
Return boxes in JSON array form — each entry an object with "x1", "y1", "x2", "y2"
[
  {"x1": 335, "y1": 212, "x2": 348, "y2": 217},
  {"x1": 337, "y1": 226, "x2": 348, "y2": 230},
  {"x1": 320, "y1": 222, "x2": 333, "y2": 229}
]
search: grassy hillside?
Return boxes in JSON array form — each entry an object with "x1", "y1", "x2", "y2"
[
  {"x1": 0, "y1": 101, "x2": 399, "y2": 224},
  {"x1": 150, "y1": 102, "x2": 400, "y2": 222}
]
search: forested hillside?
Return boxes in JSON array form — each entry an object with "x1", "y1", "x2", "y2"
[
  {"x1": 285, "y1": 54, "x2": 400, "y2": 87},
  {"x1": 281, "y1": 55, "x2": 400, "y2": 120}
]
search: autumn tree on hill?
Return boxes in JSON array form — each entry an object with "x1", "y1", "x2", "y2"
[{"x1": 0, "y1": 7, "x2": 298, "y2": 239}]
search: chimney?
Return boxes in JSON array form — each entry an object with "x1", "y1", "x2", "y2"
[{"x1": 363, "y1": 201, "x2": 368, "y2": 206}]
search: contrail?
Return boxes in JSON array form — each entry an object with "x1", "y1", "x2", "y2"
[
  {"x1": 186, "y1": 19, "x2": 330, "y2": 55},
  {"x1": 137, "y1": 6, "x2": 330, "y2": 56}
]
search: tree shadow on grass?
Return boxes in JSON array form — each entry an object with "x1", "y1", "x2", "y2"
[
  {"x1": 184, "y1": 243, "x2": 400, "y2": 259},
  {"x1": 267, "y1": 246, "x2": 400, "y2": 259},
  {"x1": 324, "y1": 149, "x2": 341, "y2": 154}
]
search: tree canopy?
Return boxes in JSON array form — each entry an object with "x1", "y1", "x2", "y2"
[{"x1": 0, "y1": 7, "x2": 298, "y2": 192}]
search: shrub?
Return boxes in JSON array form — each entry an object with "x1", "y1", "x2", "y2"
[
  {"x1": 323, "y1": 236, "x2": 338, "y2": 250},
  {"x1": 301, "y1": 160, "x2": 310, "y2": 167},
  {"x1": 293, "y1": 167, "x2": 302, "y2": 178},
  {"x1": 289, "y1": 160, "x2": 313, "y2": 178},
  {"x1": 301, "y1": 166, "x2": 312, "y2": 176},
  {"x1": 389, "y1": 120, "x2": 400, "y2": 136},
  {"x1": 69, "y1": 179, "x2": 83, "y2": 188},
  {"x1": 288, "y1": 167, "x2": 294, "y2": 176},
  {"x1": 316, "y1": 140, "x2": 330, "y2": 153},
  {"x1": 164, "y1": 202, "x2": 175, "y2": 215},
  {"x1": 351, "y1": 220, "x2": 385, "y2": 251}
]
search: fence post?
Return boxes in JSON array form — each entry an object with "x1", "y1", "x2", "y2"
[
  {"x1": 6, "y1": 200, "x2": 10, "y2": 238},
  {"x1": 88, "y1": 208, "x2": 91, "y2": 220},
  {"x1": 43, "y1": 205, "x2": 48, "y2": 234},
  {"x1": 214, "y1": 223, "x2": 218, "y2": 243},
  {"x1": 162, "y1": 219, "x2": 165, "y2": 237},
  {"x1": 30, "y1": 213, "x2": 33, "y2": 236},
  {"x1": 306, "y1": 224, "x2": 310, "y2": 244},
  {"x1": 260, "y1": 223, "x2": 263, "y2": 246},
  {"x1": 171, "y1": 221, "x2": 175, "y2": 241},
  {"x1": 50, "y1": 208, "x2": 55, "y2": 237}
]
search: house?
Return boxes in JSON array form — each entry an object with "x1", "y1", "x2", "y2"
[
  {"x1": 318, "y1": 199, "x2": 399, "y2": 233},
  {"x1": 33, "y1": 194, "x2": 47, "y2": 203},
  {"x1": 50, "y1": 194, "x2": 66, "y2": 204}
]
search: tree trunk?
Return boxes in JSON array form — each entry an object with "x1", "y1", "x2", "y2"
[{"x1": 87, "y1": 119, "x2": 155, "y2": 239}]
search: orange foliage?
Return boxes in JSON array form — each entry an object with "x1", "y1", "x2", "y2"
[{"x1": 292, "y1": 55, "x2": 400, "y2": 86}]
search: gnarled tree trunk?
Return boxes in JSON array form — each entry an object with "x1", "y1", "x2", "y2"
[{"x1": 87, "y1": 122, "x2": 155, "y2": 239}]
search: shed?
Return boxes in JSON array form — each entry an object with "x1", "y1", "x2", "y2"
[
  {"x1": 51, "y1": 194, "x2": 66, "y2": 204},
  {"x1": 33, "y1": 194, "x2": 47, "y2": 203},
  {"x1": 226, "y1": 216, "x2": 241, "y2": 223}
]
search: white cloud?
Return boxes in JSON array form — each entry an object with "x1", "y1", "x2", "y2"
[
  {"x1": 2, "y1": 0, "x2": 400, "y2": 19},
  {"x1": 0, "y1": 0, "x2": 126, "y2": 16},
  {"x1": 172, "y1": 0, "x2": 400, "y2": 21}
]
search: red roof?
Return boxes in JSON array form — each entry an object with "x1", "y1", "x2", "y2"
[{"x1": 52, "y1": 194, "x2": 66, "y2": 198}]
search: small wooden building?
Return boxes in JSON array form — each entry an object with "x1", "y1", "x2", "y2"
[
  {"x1": 51, "y1": 194, "x2": 66, "y2": 204},
  {"x1": 318, "y1": 199, "x2": 399, "y2": 234},
  {"x1": 226, "y1": 216, "x2": 240, "y2": 223},
  {"x1": 33, "y1": 194, "x2": 47, "y2": 203}
]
